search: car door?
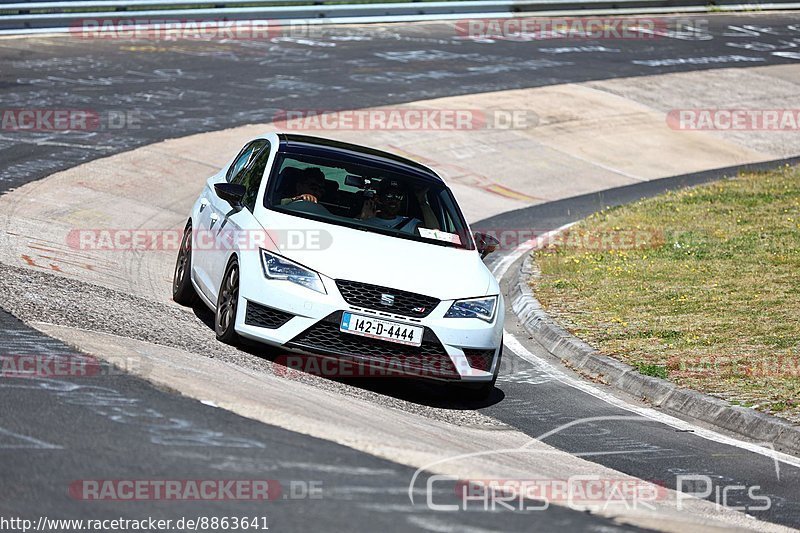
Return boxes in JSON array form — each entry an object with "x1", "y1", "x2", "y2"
[
  {"x1": 206, "y1": 140, "x2": 272, "y2": 300},
  {"x1": 194, "y1": 139, "x2": 268, "y2": 302}
]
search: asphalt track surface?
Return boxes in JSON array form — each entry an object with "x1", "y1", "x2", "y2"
[
  {"x1": 2, "y1": 12, "x2": 800, "y2": 531},
  {"x1": 1, "y1": 312, "x2": 652, "y2": 532},
  {"x1": 1, "y1": 13, "x2": 800, "y2": 192}
]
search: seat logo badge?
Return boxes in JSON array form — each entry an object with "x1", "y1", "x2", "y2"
[{"x1": 380, "y1": 294, "x2": 395, "y2": 306}]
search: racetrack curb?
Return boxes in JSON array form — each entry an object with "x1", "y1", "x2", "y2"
[{"x1": 510, "y1": 250, "x2": 800, "y2": 458}]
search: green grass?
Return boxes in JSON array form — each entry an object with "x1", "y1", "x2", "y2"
[
  {"x1": 636, "y1": 363, "x2": 668, "y2": 379},
  {"x1": 531, "y1": 164, "x2": 800, "y2": 422}
]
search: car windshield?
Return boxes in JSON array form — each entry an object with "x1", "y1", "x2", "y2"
[{"x1": 265, "y1": 152, "x2": 473, "y2": 249}]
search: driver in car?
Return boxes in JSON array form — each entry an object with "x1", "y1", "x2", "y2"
[
  {"x1": 280, "y1": 168, "x2": 326, "y2": 205},
  {"x1": 358, "y1": 179, "x2": 422, "y2": 233}
]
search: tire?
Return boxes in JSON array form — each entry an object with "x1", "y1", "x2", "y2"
[
  {"x1": 172, "y1": 222, "x2": 198, "y2": 306},
  {"x1": 215, "y1": 258, "x2": 241, "y2": 345}
]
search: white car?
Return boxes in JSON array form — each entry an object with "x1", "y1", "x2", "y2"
[{"x1": 173, "y1": 133, "x2": 503, "y2": 399}]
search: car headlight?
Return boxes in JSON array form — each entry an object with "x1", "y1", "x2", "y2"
[
  {"x1": 260, "y1": 249, "x2": 326, "y2": 294},
  {"x1": 444, "y1": 296, "x2": 497, "y2": 322}
]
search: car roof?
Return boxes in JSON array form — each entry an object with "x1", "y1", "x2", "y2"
[{"x1": 276, "y1": 133, "x2": 443, "y2": 183}]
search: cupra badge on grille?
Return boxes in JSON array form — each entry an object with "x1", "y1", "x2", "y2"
[{"x1": 380, "y1": 293, "x2": 395, "y2": 306}]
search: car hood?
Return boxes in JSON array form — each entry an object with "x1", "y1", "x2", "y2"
[{"x1": 259, "y1": 210, "x2": 494, "y2": 300}]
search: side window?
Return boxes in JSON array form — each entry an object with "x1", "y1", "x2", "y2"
[
  {"x1": 432, "y1": 191, "x2": 460, "y2": 233},
  {"x1": 226, "y1": 140, "x2": 268, "y2": 183},
  {"x1": 235, "y1": 143, "x2": 272, "y2": 211}
]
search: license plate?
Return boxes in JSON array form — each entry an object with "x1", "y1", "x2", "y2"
[{"x1": 340, "y1": 312, "x2": 423, "y2": 347}]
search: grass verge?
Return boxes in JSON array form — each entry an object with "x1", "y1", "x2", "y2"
[{"x1": 531, "y1": 164, "x2": 800, "y2": 422}]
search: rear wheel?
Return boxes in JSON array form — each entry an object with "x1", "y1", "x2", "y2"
[
  {"x1": 172, "y1": 223, "x2": 198, "y2": 306},
  {"x1": 215, "y1": 258, "x2": 241, "y2": 345}
]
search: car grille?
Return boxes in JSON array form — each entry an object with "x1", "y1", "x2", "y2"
[
  {"x1": 286, "y1": 312, "x2": 459, "y2": 379},
  {"x1": 463, "y1": 349, "x2": 495, "y2": 372},
  {"x1": 244, "y1": 301, "x2": 294, "y2": 329},
  {"x1": 335, "y1": 279, "x2": 440, "y2": 318}
]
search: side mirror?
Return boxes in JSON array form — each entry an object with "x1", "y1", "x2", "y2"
[
  {"x1": 214, "y1": 182, "x2": 246, "y2": 206},
  {"x1": 474, "y1": 232, "x2": 499, "y2": 259}
]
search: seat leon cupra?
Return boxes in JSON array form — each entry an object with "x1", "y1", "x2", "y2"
[{"x1": 172, "y1": 133, "x2": 503, "y2": 399}]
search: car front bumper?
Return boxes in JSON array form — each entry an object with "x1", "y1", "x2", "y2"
[{"x1": 234, "y1": 252, "x2": 503, "y2": 382}]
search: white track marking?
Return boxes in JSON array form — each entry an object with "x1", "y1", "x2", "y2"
[
  {"x1": 0, "y1": 426, "x2": 61, "y2": 450},
  {"x1": 503, "y1": 323, "x2": 800, "y2": 471},
  {"x1": 493, "y1": 224, "x2": 800, "y2": 471}
]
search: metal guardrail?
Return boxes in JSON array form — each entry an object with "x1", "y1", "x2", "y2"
[
  {"x1": 0, "y1": 0, "x2": 798, "y2": 33},
  {"x1": 3, "y1": 0, "x2": 319, "y2": 8}
]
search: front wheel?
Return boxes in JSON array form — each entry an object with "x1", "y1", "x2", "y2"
[
  {"x1": 172, "y1": 223, "x2": 198, "y2": 306},
  {"x1": 215, "y1": 258, "x2": 241, "y2": 345}
]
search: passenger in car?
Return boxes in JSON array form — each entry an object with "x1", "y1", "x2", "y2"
[{"x1": 358, "y1": 179, "x2": 422, "y2": 233}]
